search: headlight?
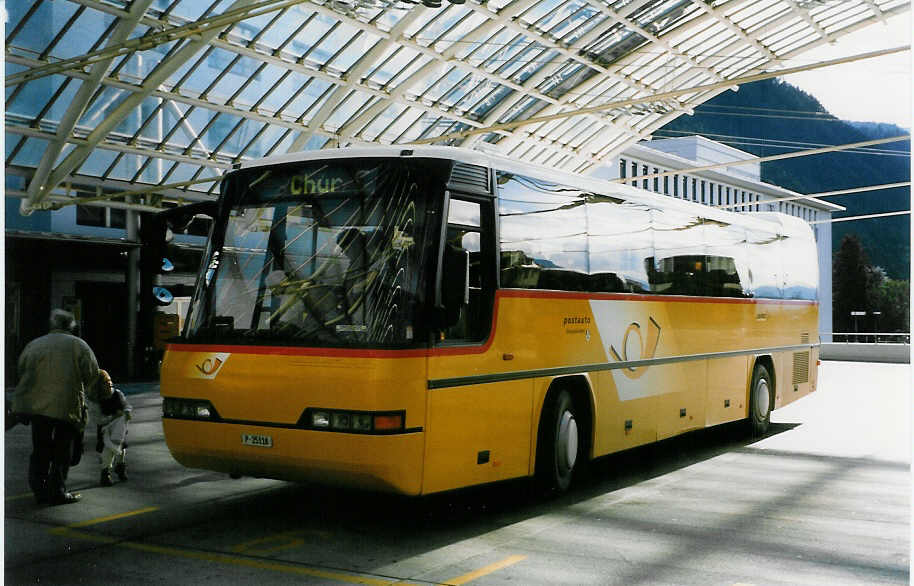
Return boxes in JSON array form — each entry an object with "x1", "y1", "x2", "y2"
[
  {"x1": 311, "y1": 411, "x2": 330, "y2": 428},
  {"x1": 163, "y1": 398, "x2": 219, "y2": 421}
]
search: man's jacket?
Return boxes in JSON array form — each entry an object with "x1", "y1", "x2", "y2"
[{"x1": 13, "y1": 330, "x2": 99, "y2": 432}]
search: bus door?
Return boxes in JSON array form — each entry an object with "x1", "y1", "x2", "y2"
[{"x1": 424, "y1": 192, "x2": 533, "y2": 493}]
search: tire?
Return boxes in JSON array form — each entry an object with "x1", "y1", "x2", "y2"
[
  {"x1": 536, "y1": 389, "x2": 582, "y2": 494},
  {"x1": 748, "y1": 363, "x2": 773, "y2": 437}
]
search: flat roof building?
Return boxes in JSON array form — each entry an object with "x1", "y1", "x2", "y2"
[{"x1": 593, "y1": 135, "x2": 845, "y2": 342}]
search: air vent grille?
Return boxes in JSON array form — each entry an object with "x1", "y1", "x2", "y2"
[
  {"x1": 792, "y1": 351, "x2": 810, "y2": 385},
  {"x1": 800, "y1": 332, "x2": 810, "y2": 344},
  {"x1": 449, "y1": 163, "x2": 489, "y2": 193}
]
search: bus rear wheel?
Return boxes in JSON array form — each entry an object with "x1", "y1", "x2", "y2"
[
  {"x1": 536, "y1": 389, "x2": 581, "y2": 494},
  {"x1": 748, "y1": 363, "x2": 773, "y2": 437}
]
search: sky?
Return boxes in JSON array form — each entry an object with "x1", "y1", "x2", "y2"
[{"x1": 783, "y1": 11, "x2": 912, "y2": 130}]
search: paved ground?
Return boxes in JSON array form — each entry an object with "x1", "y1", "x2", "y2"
[{"x1": 4, "y1": 361, "x2": 910, "y2": 585}]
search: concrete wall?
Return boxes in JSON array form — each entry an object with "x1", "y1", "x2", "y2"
[
  {"x1": 815, "y1": 219, "x2": 833, "y2": 342},
  {"x1": 820, "y1": 343, "x2": 910, "y2": 364}
]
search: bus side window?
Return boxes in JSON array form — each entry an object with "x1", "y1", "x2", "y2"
[{"x1": 441, "y1": 198, "x2": 493, "y2": 343}]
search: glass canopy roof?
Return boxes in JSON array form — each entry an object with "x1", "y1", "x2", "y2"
[{"x1": 5, "y1": 0, "x2": 909, "y2": 214}]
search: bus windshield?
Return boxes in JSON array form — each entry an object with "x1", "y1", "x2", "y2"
[{"x1": 184, "y1": 157, "x2": 447, "y2": 348}]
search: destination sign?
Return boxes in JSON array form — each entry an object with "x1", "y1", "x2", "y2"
[
  {"x1": 285, "y1": 165, "x2": 354, "y2": 197},
  {"x1": 289, "y1": 173, "x2": 344, "y2": 195},
  {"x1": 239, "y1": 164, "x2": 357, "y2": 203}
]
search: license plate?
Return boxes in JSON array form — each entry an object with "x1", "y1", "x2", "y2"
[{"x1": 241, "y1": 433, "x2": 273, "y2": 448}]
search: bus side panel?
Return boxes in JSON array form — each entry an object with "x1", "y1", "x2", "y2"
[
  {"x1": 706, "y1": 355, "x2": 751, "y2": 426},
  {"x1": 592, "y1": 372, "x2": 657, "y2": 457},
  {"x1": 654, "y1": 361, "x2": 708, "y2": 440},
  {"x1": 423, "y1": 380, "x2": 534, "y2": 494},
  {"x1": 424, "y1": 294, "x2": 607, "y2": 493},
  {"x1": 772, "y1": 302, "x2": 819, "y2": 410}
]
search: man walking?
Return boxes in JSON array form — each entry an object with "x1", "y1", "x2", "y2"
[{"x1": 12, "y1": 309, "x2": 99, "y2": 505}]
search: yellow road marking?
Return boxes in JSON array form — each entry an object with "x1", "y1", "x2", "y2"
[
  {"x1": 47, "y1": 507, "x2": 524, "y2": 584},
  {"x1": 51, "y1": 527, "x2": 119, "y2": 544},
  {"x1": 50, "y1": 526, "x2": 412, "y2": 585},
  {"x1": 231, "y1": 530, "x2": 306, "y2": 554},
  {"x1": 5, "y1": 492, "x2": 36, "y2": 502},
  {"x1": 49, "y1": 507, "x2": 159, "y2": 534},
  {"x1": 446, "y1": 555, "x2": 527, "y2": 585}
]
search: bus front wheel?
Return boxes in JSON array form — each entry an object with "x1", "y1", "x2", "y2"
[
  {"x1": 536, "y1": 389, "x2": 581, "y2": 494},
  {"x1": 748, "y1": 363, "x2": 773, "y2": 436}
]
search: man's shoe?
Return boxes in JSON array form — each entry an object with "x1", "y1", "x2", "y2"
[
  {"x1": 114, "y1": 462, "x2": 127, "y2": 482},
  {"x1": 49, "y1": 492, "x2": 81, "y2": 505},
  {"x1": 100, "y1": 469, "x2": 114, "y2": 487}
]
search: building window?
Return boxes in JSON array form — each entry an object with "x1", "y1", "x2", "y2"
[
  {"x1": 701, "y1": 181, "x2": 706, "y2": 204},
  {"x1": 653, "y1": 168, "x2": 659, "y2": 193},
  {"x1": 725, "y1": 187, "x2": 731, "y2": 207},
  {"x1": 631, "y1": 162, "x2": 638, "y2": 187},
  {"x1": 642, "y1": 165, "x2": 649, "y2": 190},
  {"x1": 663, "y1": 175, "x2": 669, "y2": 195},
  {"x1": 76, "y1": 203, "x2": 126, "y2": 229},
  {"x1": 619, "y1": 158, "x2": 627, "y2": 179},
  {"x1": 692, "y1": 178, "x2": 697, "y2": 202},
  {"x1": 76, "y1": 205, "x2": 105, "y2": 227},
  {"x1": 673, "y1": 175, "x2": 679, "y2": 198},
  {"x1": 110, "y1": 208, "x2": 126, "y2": 229}
]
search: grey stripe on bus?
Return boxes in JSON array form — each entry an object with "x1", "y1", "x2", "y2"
[{"x1": 426, "y1": 343, "x2": 819, "y2": 390}]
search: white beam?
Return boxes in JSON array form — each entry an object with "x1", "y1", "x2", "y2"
[
  {"x1": 409, "y1": 45, "x2": 909, "y2": 145},
  {"x1": 24, "y1": 0, "x2": 155, "y2": 207}
]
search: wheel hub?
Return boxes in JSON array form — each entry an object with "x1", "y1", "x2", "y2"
[
  {"x1": 756, "y1": 379, "x2": 770, "y2": 416},
  {"x1": 557, "y1": 411, "x2": 578, "y2": 472}
]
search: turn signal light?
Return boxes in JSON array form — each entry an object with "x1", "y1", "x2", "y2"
[{"x1": 373, "y1": 414, "x2": 404, "y2": 431}]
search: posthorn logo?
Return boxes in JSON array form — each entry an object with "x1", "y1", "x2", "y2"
[
  {"x1": 609, "y1": 317, "x2": 661, "y2": 380},
  {"x1": 194, "y1": 353, "x2": 230, "y2": 379}
]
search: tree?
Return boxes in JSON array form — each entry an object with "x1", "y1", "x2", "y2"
[
  {"x1": 873, "y1": 277, "x2": 910, "y2": 335},
  {"x1": 832, "y1": 234, "x2": 871, "y2": 333},
  {"x1": 833, "y1": 234, "x2": 909, "y2": 336}
]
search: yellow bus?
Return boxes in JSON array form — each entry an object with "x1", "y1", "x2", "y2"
[{"x1": 161, "y1": 146, "x2": 819, "y2": 495}]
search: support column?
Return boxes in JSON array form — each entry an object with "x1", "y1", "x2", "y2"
[{"x1": 126, "y1": 197, "x2": 139, "y2": 380}]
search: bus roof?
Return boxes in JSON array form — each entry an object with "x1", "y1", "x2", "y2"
[{"x1": 236, "y1": 145, "x2": 814, "y2": 240}]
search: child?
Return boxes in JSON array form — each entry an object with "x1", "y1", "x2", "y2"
[{"x1": 89, "y1": 370, "x2": 132, "y2": 487}]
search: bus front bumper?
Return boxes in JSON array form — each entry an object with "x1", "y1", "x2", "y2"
[{"x1": 163, "y1": 419, "x2": 425, "y2": 495}]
